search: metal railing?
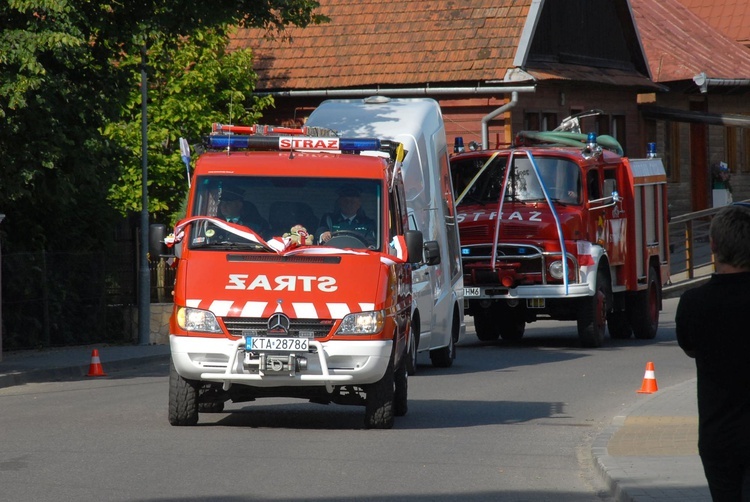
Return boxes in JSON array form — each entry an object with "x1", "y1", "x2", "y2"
[{"x1": 666, "y1": 199, "x2": 748, "y2": 286}]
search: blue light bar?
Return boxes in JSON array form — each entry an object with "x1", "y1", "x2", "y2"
[{"x1": 340, "y1": 138, "x2": 380, "y2": 151}]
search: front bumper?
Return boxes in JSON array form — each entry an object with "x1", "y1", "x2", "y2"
[
  {"x1": 464, "y1": 281, "x2": 594, "y2": 301},
  {"x1": 170, "y1": 335, "x2": 392, "y2": 392}
]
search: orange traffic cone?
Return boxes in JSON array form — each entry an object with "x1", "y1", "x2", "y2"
[
  {"x1": 637, "y1": 361, "x2": 658, "y2": 394},
  {"x1": 86, "y1": 349, "x2": 107, "y2": 377}
]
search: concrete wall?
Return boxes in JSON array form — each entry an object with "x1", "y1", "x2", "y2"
[{"x1": 129, "y1": 303, "x2": 172, "y2": 345}]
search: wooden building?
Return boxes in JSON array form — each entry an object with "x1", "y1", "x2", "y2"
[{"x1": 229, "y1": 0, "x2": 750, "y2": 215}]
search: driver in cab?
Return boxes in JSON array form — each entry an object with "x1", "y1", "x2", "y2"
[{"x1": 316, "y1": 183, "x2": 376, "y2": 246}]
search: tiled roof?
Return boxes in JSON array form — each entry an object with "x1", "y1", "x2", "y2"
[
  {"x1": 677, "y1": 0, "x2": 750, "y2": 46},
  {"x1": 631, "y1": 0, "x2": 750, "y2": 81},
  {"x1": 229, "y1": 0, "x2": 531, "y2": 90},
  {"x1": 230, "y1": 0, "x2": 750, "y2": 91}
]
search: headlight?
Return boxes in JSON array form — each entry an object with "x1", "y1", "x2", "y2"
[
  {"x1": 336, "y1": 311, "x2": 385, "y2": 335},
  {"x1": 548, "y1": 260, "x2": 565, "y2": 279},
  {"x1": 176, "y1": 307, "x2": 223, "y2": 333}
]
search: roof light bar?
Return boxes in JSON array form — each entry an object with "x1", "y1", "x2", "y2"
[{"x1": 207, "y1": 135, "x2": 382, "y2": 153}]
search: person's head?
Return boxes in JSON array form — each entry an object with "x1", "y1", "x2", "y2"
[
  {"x1": 337, "y1": 184, "x2": 362, "y2": 218},
  {"x1": 709, "y1": 202, "x2": 750, "y2": 270},
  {"x1": 219, "y1": 186, "x2": 244, "y2": 218}
]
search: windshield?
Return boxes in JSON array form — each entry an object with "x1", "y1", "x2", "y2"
[
  {"x1": 187, "y1": 176, "x2": 382, "y2": 251},
  {"x1": 452, "y1": 154, "x2": 581, "y2": 206}
]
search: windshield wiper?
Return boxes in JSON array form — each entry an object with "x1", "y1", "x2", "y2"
[{"x1": 192, "y1": 240, "x2": 270, "y2": 251}]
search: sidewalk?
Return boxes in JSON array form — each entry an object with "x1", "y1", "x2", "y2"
[
  {"x1": 0, "y1": 343, "x2": 170, "y2": 389},
  {"x1": 592, "y1": 378, "x2": 710, "y2": 501},
  {"x1": 0, "y1": 341, "x2": 709, "y2": 501}
]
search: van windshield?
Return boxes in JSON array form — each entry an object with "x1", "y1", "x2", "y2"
[
  {"x1": 452, "y1": 154, "x2": 581, "y2": 206},
  {"x1": 187, "y1": 176, "x2": 382, "y2": 251}
]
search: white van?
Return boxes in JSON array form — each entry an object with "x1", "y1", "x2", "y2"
[{"x1": 307, "y1": 97, "x2": 465, "y2": 372}]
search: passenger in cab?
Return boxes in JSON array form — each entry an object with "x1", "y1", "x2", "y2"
[{"x1": 217, "y1": 185, "x2": 270, "y2": 238}]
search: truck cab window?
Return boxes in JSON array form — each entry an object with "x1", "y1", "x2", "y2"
[{"x1": 587, "y1": 170, "x2": 601, "y2": 200}]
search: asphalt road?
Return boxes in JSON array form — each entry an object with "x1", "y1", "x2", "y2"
[{"x1": 0, "y1": 298, "x2": 694, "y2": 502}]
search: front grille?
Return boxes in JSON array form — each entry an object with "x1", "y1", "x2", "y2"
[
  {"x1": 500, "y1": 223, "x2": 536, "y2": 239},
  {"x1": 462, "y1": 243, "x2": 542, "y2": 258},
  {"x1": 222, "y1": 317, "x2": 335, "y2": 338},
  {"x1": 461, "y1": 225, "x2": 489, "y2": 239},
  {"x1": 461, "y1": 224, "x2": 538, "y2": 240}
]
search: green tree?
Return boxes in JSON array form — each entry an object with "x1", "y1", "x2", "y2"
[
  {"x1": 104, "y1": 29, "x2": 274, "y2": 225},
  {"x1": 0, "y1": 0, "x2": 325, "y2": 252}
]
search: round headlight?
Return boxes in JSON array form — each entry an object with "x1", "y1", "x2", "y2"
[{"x1": 549, "y1": 260, "x2": 565, "y2": 279}]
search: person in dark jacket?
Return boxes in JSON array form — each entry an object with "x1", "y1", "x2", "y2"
[
  {"x1": 316, "y1": 183, "x2": 376, "y2": 247},
  {"x1": 217, "y1": 185, "x2": 270, "y2": 238},
  {"x1": 675, "y1": 202, "x2": 750, "y2": 502}
]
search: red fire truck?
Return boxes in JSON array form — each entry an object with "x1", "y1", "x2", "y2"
[
  {"x1": 449, "y1": 116, "x2": 669, "y2": 347},
  {"x1": 166, "y1": 125, "x2": 423, "y2": 428}
]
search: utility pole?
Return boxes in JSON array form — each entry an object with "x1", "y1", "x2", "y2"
[
  {"x1": 138, "y1": 44, "x2": 151, "y2": 346},
  {"x1": 0, "y1": 213, "x2": 4, "y2": 361}
]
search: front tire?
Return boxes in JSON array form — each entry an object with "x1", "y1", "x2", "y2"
[
  {"x1": 430, "y1": 312, "x2": 458, "y2": 368},
  {"x1": 168, "y1": 359, "x2": 199, "y2": 426},
  {"x1": 406, "y1": 317, "x2": 419, "y2": 376},
  {"x1": 628, "y1": 265, "x2": 660, "y2": 339},
  {"x1": 577, "y1": 270, "x2": 611, "y2": 348},
  {"x1": 364, "y1": 359, "x2": 395, "y2": 429},
  {"x1": 394, "y1": 360, "x2": 408, "y2": 417}
]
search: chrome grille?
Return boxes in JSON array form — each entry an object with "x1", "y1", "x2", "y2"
[{"x1": 222, "y1": 317, "x2": 334, "y2": 338}]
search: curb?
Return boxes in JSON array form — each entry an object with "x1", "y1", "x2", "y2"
[
  {"x1": 662, "y1": 275, "x2": 710, "y2": 299},
  {"x1": 592, "y1": 416, "x2": 637, "y2": 502}
]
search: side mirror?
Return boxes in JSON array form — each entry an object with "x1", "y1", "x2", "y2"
[
  {"x1": 423, "y1": 240, "x2": 441, "y2": 266},
  {"x1": 404, "y1": 230, "x2": 424, "y2": 265},
  {"x1": 149, "y1": 224, "x2": 167, "y2": 259}
]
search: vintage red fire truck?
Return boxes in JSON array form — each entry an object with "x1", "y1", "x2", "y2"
[
  {"x1": 165, "y1": 124, "x2": 423, "y2": 428},
  {"x1": 449, "y1": 116, "x2": 669, "y2": 347}
]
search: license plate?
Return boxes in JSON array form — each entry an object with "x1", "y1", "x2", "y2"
[
  {"x1": 245, "y1": 337, "x2": 309, "y2": 352},
  {"x1": 527, "y1": 298, "x2": 545, "y2": 309},
  {"x1": 464, "y1": 287, "x2": 481, "y2": 297}
]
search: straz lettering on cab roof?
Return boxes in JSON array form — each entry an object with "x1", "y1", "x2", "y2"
[{"x1": 278, "y1": 137, "x2": 340, "y2": 150}]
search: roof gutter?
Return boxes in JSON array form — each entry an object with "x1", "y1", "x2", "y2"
[
  {"x1": 482, "y1": 91, "x2": 521, "y2": 150},
  {"x1": 259, "y1": 85, "x2": 536, "y2": 149},
  {"x1": 259, "y1": 85, "x2": 536, "y2": 99},
  {"x1": 693, "y1": 72, "x2": 750, "y2": 93}
]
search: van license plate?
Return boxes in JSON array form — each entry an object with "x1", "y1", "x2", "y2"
[
  {"x1": 245, "y1": 337, "x2": 309, "y2": 352},
  {"x1": 464, "y1": 287, "x2": 481, "y2": 297}
]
